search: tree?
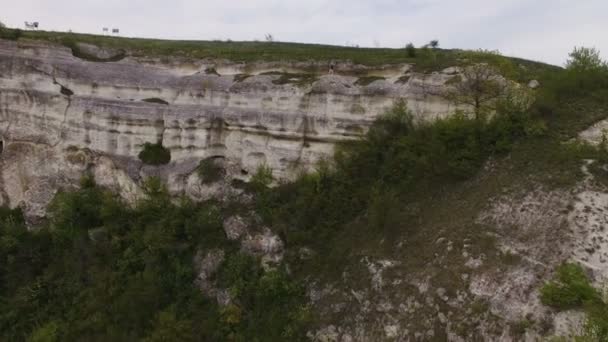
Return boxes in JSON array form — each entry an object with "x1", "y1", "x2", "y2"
[
  {"x1": 405, "y1": 43, "x2": 416, "y2": 57},
  {"x1": 566, "y1": 47, "x2": 606, "y2": 71},
  {"x1": 429, "y1": 40, "x2": 439, "y2": 49},
  {"x1": 445, "y1": 63, "x2": 509, "y2": 120}
]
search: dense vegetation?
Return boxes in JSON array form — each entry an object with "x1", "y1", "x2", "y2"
[
  {"x1": 138, "y1": 142, "x2": 171, "y2": 165},
  {"x1": 0, "y1": 178, "x2": 309, "y2": 341},
  {"x1": 0, "y1": 40, "x2": 607, "y2": 340}
]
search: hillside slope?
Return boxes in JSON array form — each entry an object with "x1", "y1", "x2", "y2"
[{"x1": 0, "y1": 31, "x2": 607, "y2": 341}]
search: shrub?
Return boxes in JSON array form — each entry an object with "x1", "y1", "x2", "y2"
[
  {"x1": 540, "y1": 263, "x2": 599, "y2": 310},
  {"x1": 138, "y1": 142, "x2": 171, "y2": 165},
  {"x1": 566, "y1": 47, "x2": 606, "y2": 71},
  {"x1": 250, "y1": 164, "x2": 273, "y2": 189},
  {"x1": 405, "y1": 43, "x2": 416, "y2": 57},
  {"x1": 538, "y1": 47, "x2": 608, "y2": 106},
  {"x1": 0, "y1": 27, "x2": 22, "y2": 40},
  {"x1": 197, "y1": 158, "x2": 225, "y2": 184}
]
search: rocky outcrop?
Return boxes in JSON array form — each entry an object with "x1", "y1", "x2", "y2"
[{"x1": 0, "y1": 39, "x2": 464, "y2": 220}]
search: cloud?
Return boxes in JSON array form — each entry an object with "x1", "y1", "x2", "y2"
[{"x1": 2, "y1": 0, "x2": 607, "y2": 65}]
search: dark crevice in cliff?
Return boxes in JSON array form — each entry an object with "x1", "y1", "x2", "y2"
[
  {"x1": 51, "y1": 77, "x2": 74, "y2": 97},
  {"x1": 52, "y1": 96, "x2": 73, "y2": 148},
  {"x1": 142, "y1": 98, "x2": 169, "y2": 105},
  {"x1": 27, "y1": 65, "x2": 75, "y2": 97},
  {"x1": 59, "y1": 85, "x2": 74, "y2": 96}
]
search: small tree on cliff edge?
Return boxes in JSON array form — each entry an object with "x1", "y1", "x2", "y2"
[{"x1": 445, "y1": 64, "x2": 509, "y2": 121}]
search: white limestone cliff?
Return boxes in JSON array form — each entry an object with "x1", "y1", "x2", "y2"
[{"x1": 0, "y1": 39, "x2": 464, "y2": 221}]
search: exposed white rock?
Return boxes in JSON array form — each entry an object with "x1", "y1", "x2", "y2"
[
  {"x1": 442, "y1": 66, "x2": 462, "y2": 75},
  {"x1": 579, "y1": 119, "x2": 608, "y2": 145},
  {"x1": 528, "y1": 79, "x2": 540, "y2": 89},
  {"x1": 241, "y1": 227, "x2": 284, "y2": 263},
  {"x1": 193, "y1": 248, "x2": 225, "y2": 291},
  {"x1": 384, "y1": 324, "x2": 399, "y2": 338},
  {"x1": 0, "y1": 39, "x2": 471, "y2": 219},
  {"x1": 75, "y1": 42, "x2": 124, "y2": 60},
  {"x1": 223, "y1": 215, "x2": 248, "y2": 240}
]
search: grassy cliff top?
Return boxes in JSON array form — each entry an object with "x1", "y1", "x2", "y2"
[{"x1": 1, "y1": 28, "x2": 557, "y2": 75}]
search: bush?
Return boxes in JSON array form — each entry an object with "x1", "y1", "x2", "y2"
[
  {"x1": 0, "y1": 27, "x2": 22, "y2": 40},
  {"x1": 250, "y1": 164, "x2": 273, "y2": 189},
  {"x1": 405, "y1": 43, "x2": 416, "y2": 58},
  {"x1": 197, "y1": 158, "x2": 225, "y2": 184},
  {"x1": 257, "y1": 98, "x2": 540, "y2": 249},
  {"x1": 540, "y1": 263, "x2": 599, "y2": 310},
  {"x1": 541, "y1": 263, "x2": 608, "y2": 340},
  {"x1": 138, "y1": 142, "x2": 171, "y2": 165},
  {"x1": 537, "y1": 47, "x2": 608, "y2": 107},
  {"x1": 0, "y1": 176, "x2": 309, "y2": 341}
]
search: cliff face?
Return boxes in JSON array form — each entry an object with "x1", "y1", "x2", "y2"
[{"x1": 0, "y1": 39, "x2": 461, "y2": 220}]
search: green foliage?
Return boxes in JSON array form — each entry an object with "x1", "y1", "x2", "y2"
[
  {"x1": 142, "y1": 308, "x2": 194, "y2": 342},
  {"x1": 537, "y1": 47, "x2": 608, "y2": 112},
  {"x1": 566, "y1": 47, "x2": 607, "y2": 72},
  {"x1": 541, "y1": 263, "x2": 608, "y2": 341},
  {"x1": 257, "y1": 98, "x2": 542, "y2": 250},
  {"x1": 28, "y1": 321, "x2": 60, "y2": 342},
  {"x1": 0, "y1": 27, "x2": 22, "y2": 40},
  {"x1": 0, "y1": 178, "x2": 308, "y2": 341},
  {"x1": 540, "y1": 263, "x2": 599, "y2": 309},
  {"x1": 405, "y1": 42, "x2": 416, "y2": 57},
  {"x1": 9, "y1": 29, "x2": 557, "y2": 74},
  {"x1": 250, "y1": 164, "x2": 274, "y2": 190},
  {"x1": 197, "y1": 158, "x2": 225, "y2": 184},
  {"x1": 138, "y1": 142, "x2": 171, "y2": 165},
  {"x1": 216, "y1": 253, "x2": 310, "y2": 341},
  {"x1": 580, "y1": 300, "x2": 608, "y2": 342}
]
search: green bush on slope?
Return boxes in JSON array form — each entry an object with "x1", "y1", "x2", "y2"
[
  {"x1": 138, "y1": 142, "x2": 171, "y2": 165},
  {"x1": 255, "y1": 97, "x2": 543, "y2": 250},
  {"x1": 0, "y1": 178, "x2": 309, "y2": 341},
  {"x1": 541, "y1": 263, "x2": 608, "y2": 341}
]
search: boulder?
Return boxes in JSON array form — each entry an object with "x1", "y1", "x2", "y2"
[{"x1": 528, "y1": 79, "x2": 540, "y2": 89}]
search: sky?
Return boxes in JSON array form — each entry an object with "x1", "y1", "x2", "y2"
[{"x1": 2, "y1": 0, "x2": 607, "y2": 66}]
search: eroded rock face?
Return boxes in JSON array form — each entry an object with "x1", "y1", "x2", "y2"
[{"x1": 0, "y1": 39, "x2": 463, "y2": 219}]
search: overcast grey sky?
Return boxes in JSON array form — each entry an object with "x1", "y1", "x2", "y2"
[{"x1": 2, "y1": 0, "x2": 607, "y2": 65}]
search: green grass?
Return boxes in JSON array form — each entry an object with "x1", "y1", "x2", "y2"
[{"x1": 1, "y1": 28, "x2": 557, "y2": 75}]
